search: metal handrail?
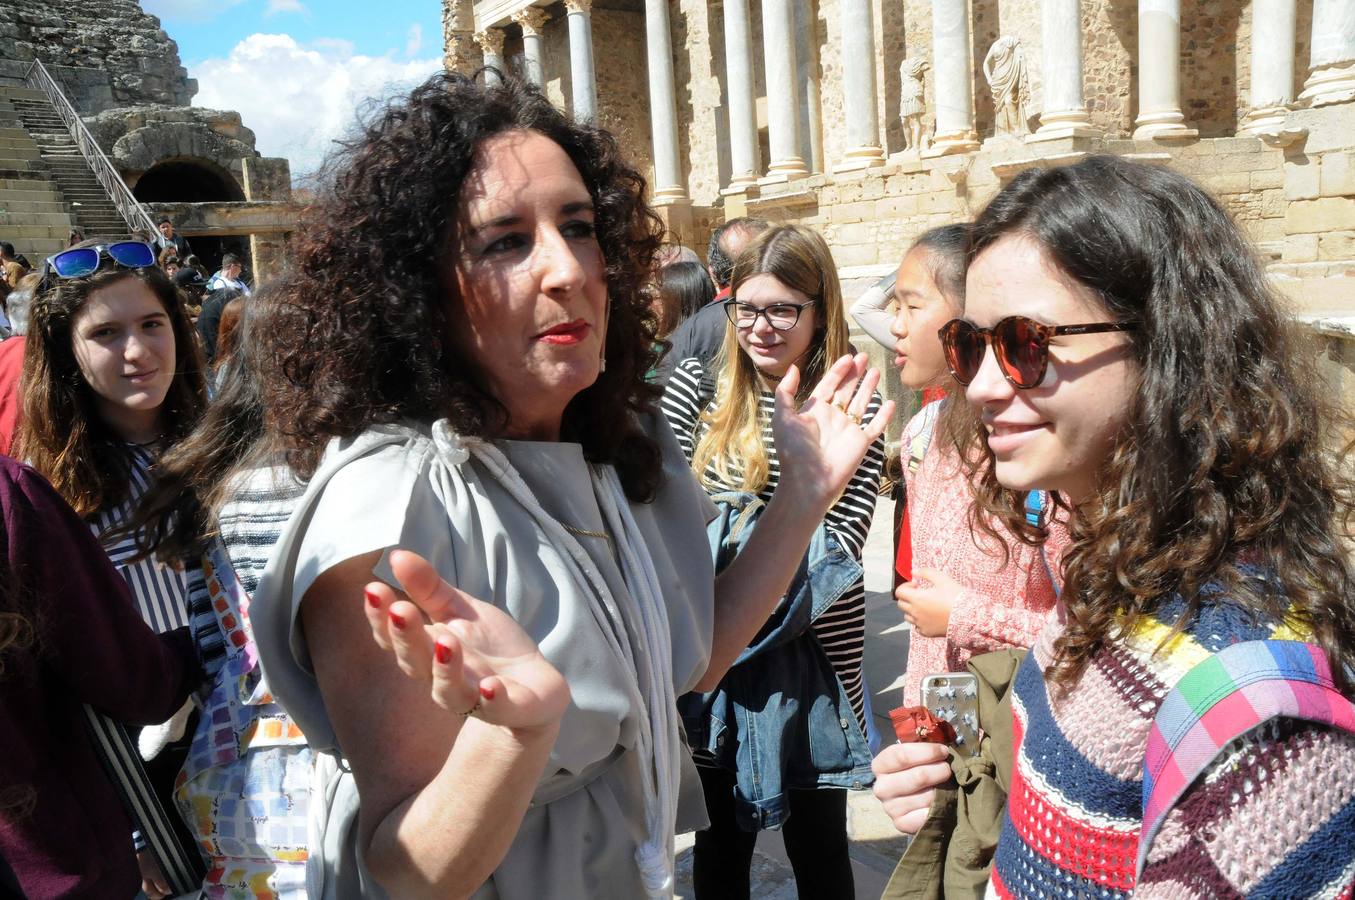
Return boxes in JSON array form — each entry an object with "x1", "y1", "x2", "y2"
[{"x1": 21, "y1": 59, "x2": 166, "y2": 247}]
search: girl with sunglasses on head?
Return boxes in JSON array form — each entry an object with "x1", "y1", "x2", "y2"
[
  {"x1": 875, "y1": 155, "x2": 1355, "y2": 899},
  {"x1": 661, "y1": 224, "x2": 886, "y2": 900},
  {"x1": 15, "y1": 238, "x2": 209, "y2": 899},
  {"x1": 882, "y1": 224, "x2": 1065, "y2": 709}
]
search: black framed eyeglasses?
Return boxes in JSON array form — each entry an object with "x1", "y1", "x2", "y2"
[
  {"x1": 938, "y1": 315, "x2": 1137, "y2": 389},
  {"x1": 723, "y1": 298, "x2": 817, "y2": 331},
  {"x1": 40, "y1": 241, "x2": 157, "y2": 287}
]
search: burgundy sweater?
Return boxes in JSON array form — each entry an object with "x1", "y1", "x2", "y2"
[{"x1": 0, "y1": 457, "x2": 198, "y2": 899}]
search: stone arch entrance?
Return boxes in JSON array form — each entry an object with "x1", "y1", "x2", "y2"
[{"x1": 131, "y1": 159, "x2": 246, "y2": 272}]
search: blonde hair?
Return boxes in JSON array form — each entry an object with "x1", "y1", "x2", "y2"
[{"x1": 691, "y1": 224, "x2": 851, "y2": 492}]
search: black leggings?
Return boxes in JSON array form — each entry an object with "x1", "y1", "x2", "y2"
[{"x1": 692, "y1": 765, "x2": 854, "y2": 900}]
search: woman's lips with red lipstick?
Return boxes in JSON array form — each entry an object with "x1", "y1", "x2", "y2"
[{"x1": 535, "y1": 320, "x2": 590, "y2": 345}]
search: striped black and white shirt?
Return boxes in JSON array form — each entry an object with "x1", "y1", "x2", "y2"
[
  {"x1": 660, "y1": 357, "x2": 885, "y2": 729},
  {"x1": 92, "y1": 445, "x2": 190, "y2": 634}
]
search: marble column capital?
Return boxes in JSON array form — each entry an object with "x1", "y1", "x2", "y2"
[
  {"x1": 564, "y1": 0, "x2": 593, "y2": 16},
  {"x1": 512, "y1": 6, "x2": 549, "y2": 35},
  {"x1": 474, "y1": 28, "x2": 506, "y2": 57}
]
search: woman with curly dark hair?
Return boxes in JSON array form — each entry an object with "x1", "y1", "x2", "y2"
[
  {"x1": 872, "y1": 156, "x2": 1355, "y2": 898},
  {"x1": 132, "y1": 72, "x2": 891, "y2": 899}
]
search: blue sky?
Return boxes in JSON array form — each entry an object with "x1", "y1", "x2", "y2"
[{"x1": 143, "y1": 0, "x2": 445, "y2": 179}]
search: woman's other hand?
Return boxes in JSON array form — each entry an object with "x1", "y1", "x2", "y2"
[
  {"x1": 363, "y1": 550, "x2": 571, "y2": 732},
  {"x1": 894, "y1": 566, "x2": 962, "y2": 637},
  {"x1": 773, "y1": 353, "x2": 895, "y2": 511},
  {"x1": 871, "y1": 741, "x2": 951, "y2": 834}
]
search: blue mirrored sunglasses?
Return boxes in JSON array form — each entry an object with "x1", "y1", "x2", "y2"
[{"x1": 42, "y1": 241, "x2": 157, "y2": 281}]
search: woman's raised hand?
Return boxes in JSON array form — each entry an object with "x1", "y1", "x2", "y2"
[
  {"x1": 363, "y1": 550, "x2": 571, "y2": 731},
  {"x1": 772, "y1": 353, "x2": 895, "y2": 511}
]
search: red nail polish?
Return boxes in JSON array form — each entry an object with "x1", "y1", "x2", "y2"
[
  {"x1": 365, "y1": 588, "x2": 381, "y2": 609},
  {"x1": 389, "y1": 611, "x2": 406, "y2": 629},
  {"x1": 434, "y1": 642, "x2": 452, "y2": 665},
  {"x1": 479, "y1": 684, "x2": 496, "y2": 701}
]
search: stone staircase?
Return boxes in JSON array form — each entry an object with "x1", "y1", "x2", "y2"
[
  {"x1": 0, "y1": 82, "x2": 130, "y2": 263},
  {"x1": 0, "y1": 86, "x2": 73, "y2": 263}
]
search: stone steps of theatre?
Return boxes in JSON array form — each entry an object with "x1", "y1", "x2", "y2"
[
  {"x1": 0, "y1": 89, "x2": 76, "y2": 260},
  {"x1": 0, "y1": 197, "x2": 70, "y2": 214},
  {"x1": 0, "y1": 224, "x2": 73, "y2": 242},
  {"x1": 0, "y1": 185, "x2": 66, "y2": 202},
  {"x1": 0, "y1": 210, "x2": 77, "y2": 227}
]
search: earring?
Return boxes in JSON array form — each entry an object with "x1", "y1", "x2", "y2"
[{"x1": 599, "y1": 296, "x2": 611, "y2": 373}]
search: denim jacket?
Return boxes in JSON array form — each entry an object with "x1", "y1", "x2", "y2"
[{"x1": 678, "y1": 491, "x2": 875, "y2": 831}]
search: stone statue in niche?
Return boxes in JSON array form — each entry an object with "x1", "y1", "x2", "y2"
[
  {"x1": 899, "y1": 57, "x2": 930, "y2": 153},
  {"x1": 983, "y1": 36, "x2": 1031, "y2": 137}
]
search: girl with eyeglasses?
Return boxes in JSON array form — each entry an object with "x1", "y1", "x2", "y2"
[
  {"x1": 661, "y1": 224, "x2": 886, "y2": 899},
  {"x1": 875, "y1": 156, "x2": 1355, "y2": 898},
  {"x1": 15, "y1": 238, "x2": 208, "y2": 898}
]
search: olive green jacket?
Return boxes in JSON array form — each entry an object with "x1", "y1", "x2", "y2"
[{"x1": 881, "y1": 649, "x2": 1026, "y2": 900}]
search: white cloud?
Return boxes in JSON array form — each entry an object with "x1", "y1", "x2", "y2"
[
  {"x1": 405, "y1": 23, "x2": 423, "y2": 58},
  {"x1": 143, "y1": 0, "x2": 245, "y2": 22},
  {"x1": 190, "y1": 33, "x2": 442, "y2": 179},
  {"x1": 264, "y1": 0, "x2": 308, "y2": 18}
]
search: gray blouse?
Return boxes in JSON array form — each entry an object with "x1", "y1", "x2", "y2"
[{"x1": 250, "y1": 412, "x2": 717, "y2": 899}]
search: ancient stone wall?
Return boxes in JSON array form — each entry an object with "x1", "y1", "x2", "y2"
[
  {"x1": 0, "y1": 0, "x2": 196, "y2": 114},
  {"x1": 1081, "y1": 0, "x2": 1135, "y2": 136},
  {"x1": 592, "y1": 8, "x2": 654, "y2": 181},
  {"x1": 670, "y1": 0, "x2": 726, "y2": 204}
]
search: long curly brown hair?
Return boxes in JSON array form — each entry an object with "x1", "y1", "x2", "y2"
[
  {"x1": 963, "y1": 156, "x2": 1355, "y2": 691},
  {"x1": 129, "y1": 72, "x2": 668, "y2": 561},
  {"x1": 15, "y1": 254, "x2": 207, "y2": 518}
]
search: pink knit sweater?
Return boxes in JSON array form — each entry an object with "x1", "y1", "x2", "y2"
[{"x1": 899, "y1": 402, "x2": 1067, "y2": 705}]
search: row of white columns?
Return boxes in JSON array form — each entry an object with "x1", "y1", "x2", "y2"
[
  {"x1": 473, "y1": 0, "x2": 597, "y2": 124},
  {"x1": 468, "y1": 0, "x2": 1355, "y2": 197},
  {"x1": 923, "y1": 0, "x2": 1355, "y2": 153}
]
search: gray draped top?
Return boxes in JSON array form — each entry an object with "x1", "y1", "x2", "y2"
[{"x1": 250, "y1": 412, "x2": 717, "y2": 899}]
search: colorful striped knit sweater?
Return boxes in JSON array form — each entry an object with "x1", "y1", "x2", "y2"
[{"x1": 992, "y1": 588, "x2": 1355, "y2": 899}]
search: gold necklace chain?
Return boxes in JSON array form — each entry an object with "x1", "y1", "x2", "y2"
[{"x1": 562, "y1": 522, "x2": 611, "y2": 543}]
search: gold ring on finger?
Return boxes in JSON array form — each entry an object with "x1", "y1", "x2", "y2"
[{"x1": 848, "y1": 411, "x2": 863, "y2": 425}]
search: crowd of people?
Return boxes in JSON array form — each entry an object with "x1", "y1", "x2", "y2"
[{"x1": 0, "y1": 71, "x2": 1351, "y2": 900}]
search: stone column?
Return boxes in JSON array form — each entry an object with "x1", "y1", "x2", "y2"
[
  {"x1": 474, "y1": 28, "x2": 506, "y2": 85},
  {"x1": 1300, "y1": 0, "x2": 1355, "y2": 106},
  {"x1": 835, "y1": 0, "x2": 886, "y2": 170},
  {"x1": 1241, "y1": 0, "x2": 1297, "y2": 133},
  {"x1": 922, "y1": 0, "x2": 979, "y2": 157},
  {"x1": 1029, "y1": 0, "x2": 1099, "y2": 141},
  {"x1": 565, "y1": 0, "x2": 599, "y2": 122},
  {"x1": 1132, "y1": 0, "x2": 1197, "y2": 139},
  {"x1": 644, "y1": 0, "x2": 688, "y2": 202},
  {"x1": 759, "y1": 0, "x2": 809, "y2": 180},
  {"x1": 512, "y1": 7, "x2": 548, "y2": 88},
  {"x1": 722, "y1": 0, "x2": 760, "y2": 190}
]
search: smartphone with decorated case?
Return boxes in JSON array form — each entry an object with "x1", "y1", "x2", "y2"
[{"x1": 919, "y1": 672, "x2": 981, "y2": 758}]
